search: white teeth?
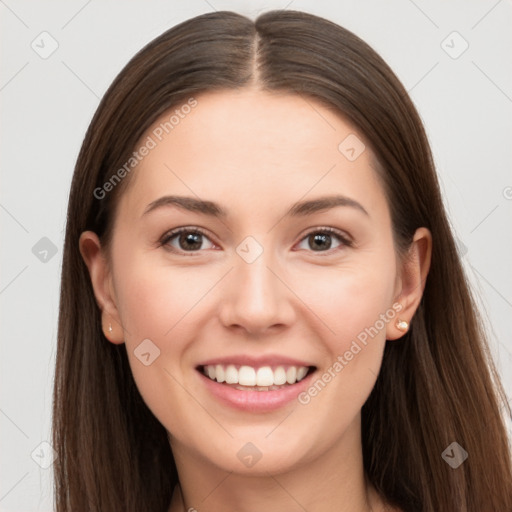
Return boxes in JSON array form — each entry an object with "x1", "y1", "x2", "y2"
[
  {"x1": 296, "y1": 366, "x2": 308, "y2": 381},
  {"x1": 286, "y1": 366, "x2": 297, "y2": 384},
  {"x1": 256, "y1": 366, "x2": 274, "y2": 386},
  {"x1": 215, "y1": 364, "x2": 225, "y2": 383},
  {"x1": 273, "y1": 366, "x2": 287, "y2": 385},
  {"x1": 201, "y1": 364, "x2": 311, "y2": 387},
  {"x1": 225, "y1": 364, "x2": 238, "y2": 384},
  {"x1": 238, "y1": 366, "x2": 256, "y2": 386}
]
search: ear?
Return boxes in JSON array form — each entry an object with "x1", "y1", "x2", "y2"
[
  {"x1": 386, "y1": 227, "x2": 432, "y2": 340},
  {"x1": 79, "y1": 231, "x2": 124, "y2": 344}
]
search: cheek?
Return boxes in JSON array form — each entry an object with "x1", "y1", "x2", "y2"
[
  {"x1": 288, "y1": 266, "x2": 395, "y2": 436},
  {"x1": 112, "y1": 248, "x2": 210, "y2": 344},
  {"x1": 293, "y1": 256, "x2": 397, "y2": 346},
  {"x1": 110, "y1": 251, "x2": 212, "y2": 433},
  {"x1": 289, "y1": 255, "x2": 397, "y2": 408}
]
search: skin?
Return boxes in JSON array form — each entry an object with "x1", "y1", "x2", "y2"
[{"x1": 80, "y1": 89, "x2": 431, "y2": 512}]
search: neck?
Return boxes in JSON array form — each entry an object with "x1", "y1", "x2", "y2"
[{"x1": 168, "y1": 416, "x2": 384, "y2": 512}]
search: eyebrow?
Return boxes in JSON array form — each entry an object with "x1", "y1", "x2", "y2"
[{"x1": 142, "y1": 194, "x2": 369, "y2": 218}]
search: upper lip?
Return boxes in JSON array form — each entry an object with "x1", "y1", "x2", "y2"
[{"x1": 196, "y1": 355, "x2": 316, "y2": 369}]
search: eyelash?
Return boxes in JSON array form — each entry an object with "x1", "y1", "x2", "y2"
[{"x1": 159, "y1": 226, "x2": 353, "y2": 256}]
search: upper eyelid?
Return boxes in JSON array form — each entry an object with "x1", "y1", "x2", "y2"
[
  {"x1": 297, "y1": 227, "x2": 353, "y2": 249},
  {"x1": 161, "y1": 226, "x2": 213, "y2": 244}
]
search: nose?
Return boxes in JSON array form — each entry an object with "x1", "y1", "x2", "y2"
[{"x1": 218, "y1": 247, "x2": 296, "y2": 336}]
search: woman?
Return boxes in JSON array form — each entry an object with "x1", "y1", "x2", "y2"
[{"x1": 52, "y1": 9, "x2": 512, "y2": 512}]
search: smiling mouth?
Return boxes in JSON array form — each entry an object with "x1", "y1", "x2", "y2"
[{"x1": 197, "y1": 364, "x2": 317, "y2": 391}]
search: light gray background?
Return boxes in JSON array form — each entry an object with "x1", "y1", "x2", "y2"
[{"x1": 1, "y1": 1, "x2": 511, "y2": 510}]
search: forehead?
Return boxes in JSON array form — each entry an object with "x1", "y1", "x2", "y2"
[{"x1": 117, "y1": 89, "x2": 386, "y2": 222}]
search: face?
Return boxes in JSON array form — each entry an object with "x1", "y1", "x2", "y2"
[{"x1": 84, "y1": 89, "x2": 413, "y2": 475}]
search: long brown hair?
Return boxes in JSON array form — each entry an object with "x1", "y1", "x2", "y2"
[{"x1": 53, "y1": 10, "x2": 512, "y2": 511}]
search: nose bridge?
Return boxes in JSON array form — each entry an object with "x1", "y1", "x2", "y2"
[
  {"x1": 220, "y1": 234, "x2": 294, "y2": 332},
  {"x1": 235, "y1": 237, "x2": 279, "y2": 308}
]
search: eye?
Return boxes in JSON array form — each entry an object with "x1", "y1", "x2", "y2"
[
  {"x1": 159, "y1": 226, "x2": 352, "y2": 256},
  {"x1": 160, "y1": 227, "x2": 216, "y2": 254},
  {"x1": 295, "y1": 227, "x2": 352, "y2": 253}
]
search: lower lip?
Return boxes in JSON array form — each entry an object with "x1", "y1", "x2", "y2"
[{"x1": 197, "y1": 368, "x2": 316, "y2": 412}]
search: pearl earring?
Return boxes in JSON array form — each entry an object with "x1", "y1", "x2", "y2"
[
  {"x1": 108, "y1": 322, "x2": 113, "y2": 333},
  {"x1": 396, "y1": 319, "x2": 408, "y2": 332}
]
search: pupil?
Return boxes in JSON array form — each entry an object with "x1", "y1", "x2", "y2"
[
  {"x1": 310, "y1": 233, "x2": 331, "y2": 250},
  {"x1": 181, "y1": 232, "x2": 202, "y2": 250}
]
